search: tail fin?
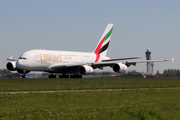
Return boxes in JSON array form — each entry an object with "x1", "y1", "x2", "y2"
[{"x1": 93, "y1": 23, "x2": 114, "y2": 62}]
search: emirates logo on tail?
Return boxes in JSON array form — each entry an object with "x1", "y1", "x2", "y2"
[{"x1": 94, "y1": 24, "x2": 113, "y2": 62}]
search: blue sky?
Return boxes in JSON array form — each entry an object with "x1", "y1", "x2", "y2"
[{"x1": 0, "y1": 0, "x2": 179, "y2": 73}]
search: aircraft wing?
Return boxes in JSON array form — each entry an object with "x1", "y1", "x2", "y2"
[
  {"x1": 48, "y1": 57, "x2": 174, "y2": 73},
  {"x1": 124, "y1": 57, "x2": 174, "y2": 67},
  {"x1": 101, "y1": 57, "x2": 141, "y2": 62},
  {"x1": 92, "y1": 57, "x2": 174, "y2": 68},
  {"x1": 7, "y1": 56, "x2": 17, "y2": 61},
  {"x1": 91, "y1": 57, "x2": 141, "y2": 68}
]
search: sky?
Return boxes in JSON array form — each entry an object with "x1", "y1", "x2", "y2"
[{"x1": 0, "y1": 0, "x2": 179, "y2": 74}]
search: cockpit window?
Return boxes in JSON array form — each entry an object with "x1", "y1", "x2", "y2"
[{"x1": 19, "y1": 57, "x2": 27, "y2": 60}]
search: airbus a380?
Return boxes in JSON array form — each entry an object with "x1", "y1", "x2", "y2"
[{"x1": 6, "y1": 24, "x2": 174, "y2": 78}]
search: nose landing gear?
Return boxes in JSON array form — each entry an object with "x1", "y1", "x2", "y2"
[
  {"x1": 22, "y1": 75, "x2": 27, "y2": 78},
  {"x1": 48, "y1": 73, "x2": 82, "y2": 78}
]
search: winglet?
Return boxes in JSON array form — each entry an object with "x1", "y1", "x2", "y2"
[
  {"x1": 164, "y1": 57, "x2": 174, "y2": 63},
  {"x1": 171, "y1": 57, "x2": 174, "y2": 63}
]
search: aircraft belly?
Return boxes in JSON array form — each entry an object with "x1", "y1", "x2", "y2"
[{"x1": 46, "y1": 65, "x2": 77, "y2": 74}]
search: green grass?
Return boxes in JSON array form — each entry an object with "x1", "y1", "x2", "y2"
[
  {"x1": 0, "y1": 78, "x2": 180, "y2": 92},
  {"x1": 0, "y1": 89, "x2": 180, "y2": 119},
  {"x1": 1, "y1": 78, "x2": 180, "y2": 119}
]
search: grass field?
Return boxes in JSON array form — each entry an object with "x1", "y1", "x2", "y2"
[
  {"x1": 0, "y1": 78, "x2": 180, "y2": 119},
  {"x1": 0, "y1": 78, "x2": 180, "y2": 92}
]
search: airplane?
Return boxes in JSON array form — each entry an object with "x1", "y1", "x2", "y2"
[{"x1": 6, "y1": 24, "x2": 174, "y2": 78}]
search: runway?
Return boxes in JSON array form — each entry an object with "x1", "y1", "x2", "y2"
[{"x1": 0, "y1": 87, "x2": 180, "y2": 94}]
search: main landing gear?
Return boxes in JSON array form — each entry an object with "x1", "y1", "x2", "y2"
[
  {"x1": 59, "y1": 75, "x2": 69, "y2": 78},
  {"x1": 49, "y1": 74, "x2": 56, "y2": 78},
  {"x1": 70, "y1": 75, "x2": 82, "y2": 78},
  {"x1": 48, "y1": 74, "x2": 82, "y2": 78}
]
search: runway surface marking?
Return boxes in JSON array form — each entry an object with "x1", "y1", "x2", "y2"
[{"x1": 0, "y1": 87, "x2": 180, "y2": 94}]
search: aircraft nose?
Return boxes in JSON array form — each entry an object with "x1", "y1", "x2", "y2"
[
  {"x1": 16, "y1": 59, "x2": 28, "y2": 69},
  {"x1": 16, "y1": 59, "x2": 22, "y2": 69}
]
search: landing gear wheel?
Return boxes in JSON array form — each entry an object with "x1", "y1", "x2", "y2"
[
  {"x1": 22, "y1": 75, "x2": 26, "y2": 78},
  {"x1": 49, "y1": 74, "x2": 56, "y2": 78},
  {"x1": 70, "y1": 75, "x2": 82, "y2": 78}
]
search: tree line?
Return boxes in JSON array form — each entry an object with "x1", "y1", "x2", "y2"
[
  {"x1": 0, "y1": 69, "x2": 11, "y2": 77},
  {"x1": 156, "y1": 69, "x2": 180, "y2": 77}
]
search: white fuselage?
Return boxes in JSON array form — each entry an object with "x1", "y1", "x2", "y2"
[{"x1": 16, "y1": 49, "x2": 109, "y2": 72}]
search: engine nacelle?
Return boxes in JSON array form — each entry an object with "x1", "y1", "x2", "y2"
[
  {"x1": 113, "y1": 63, "x2": 128, "y2": 73},
  {"x1": 78, "y1": 65, "x2": 93, "y2": 75},
  {"x1": 17, "y1": 69, "x2": 30, "y2": 74},
  {"x1": 6, "y1": 61, "x2": 17, "y2": 71}
]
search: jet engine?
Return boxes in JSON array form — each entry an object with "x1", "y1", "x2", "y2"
[
  {"x1": 6, "y1": 61, "x2": 17, "y2": 71},
  {"x1": 78, "y1": 65, "x2": 93, "y2": 75},
  {"x1": 112, "y1": 63, "x2": 127, "y2": 73},
  {"x1": 17, "y1": 69, "x2": 30, "y2": 74}
]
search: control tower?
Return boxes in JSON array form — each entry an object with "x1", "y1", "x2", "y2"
[{"x1": 145, "y1": 49, "x2": 154, "y2": 75}]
